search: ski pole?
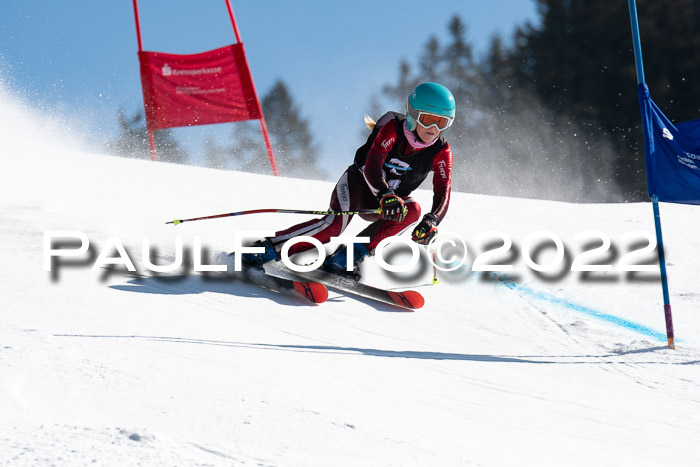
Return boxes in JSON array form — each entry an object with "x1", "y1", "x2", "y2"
[
  {"x1": 427, "y1": 245, "x2": 440, "y2": 285},
  {"x1": 166, "y1": 208, "x2": 381, "y2": 226}
]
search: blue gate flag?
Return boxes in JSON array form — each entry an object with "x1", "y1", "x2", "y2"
[{"x1": 639, "y1": 83, "x2": 700, "y2": 205}]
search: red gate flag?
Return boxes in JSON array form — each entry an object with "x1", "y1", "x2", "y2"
[
  {"x1": 138, "y1": 44, "x2": 260, "y2": 130},
  {"x1": 132, "y1": 0, "x2": 278, "y2": 174}
]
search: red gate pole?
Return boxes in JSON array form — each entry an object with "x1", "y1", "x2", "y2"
[
  {"x1": 132, "y1": 0, "x2": 157, "y2": 161},
  {"x1": 224, "y1": 0, "x2": 279, "y2": 176},
  {"x1": 132, "y1": 0, "x2": 144, "y2": 51}
]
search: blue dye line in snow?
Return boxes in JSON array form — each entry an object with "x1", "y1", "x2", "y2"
[{"x1": 493, "y1": 274, "x2": 668, "y2": 342}]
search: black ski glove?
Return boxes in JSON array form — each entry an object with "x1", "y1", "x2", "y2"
[
  {"x1": 378, "y1": 190, "x2": 406, "y2": 223},
  {"x1": 412, "y1": 213, "x2": 438, "y2": 244}
]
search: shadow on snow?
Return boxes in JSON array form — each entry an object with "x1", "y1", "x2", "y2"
[{"x1": 53, "y1": 334, "x2": 695, "y2": 365}]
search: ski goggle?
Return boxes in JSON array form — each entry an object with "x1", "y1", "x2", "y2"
[{"x1": 416, "y1": 112, "x2": 453, "y2": 131}]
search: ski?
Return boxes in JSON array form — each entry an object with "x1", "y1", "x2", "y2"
[
  {"x1": 229, "y1": 265, "x2": 329, "y2": 304},
  {"x1": 267, "y1": 264, "x2": 424, "y2": 311}
]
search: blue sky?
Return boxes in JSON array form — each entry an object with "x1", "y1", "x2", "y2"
[{"x1": 0, "y1": 0, "x2": 538, "y2": 175}]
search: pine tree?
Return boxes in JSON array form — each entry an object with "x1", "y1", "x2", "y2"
[
  {"x1": 262, "y1": 80, "x2": 324, "y2": 179},
  {"x1": 228, "y1": 79, "x2": 325, "y2": 179},
  {"x1": 380, "y1": 2, "x2": 700, "y2": 202},
  {"x1": 229, "y1": 120, "x2": 268, "y2": 174},
  {"x1": 105, "y1": 109, "x2": 188, "y2": 164},
  {"x1": 381, "y1": 14, "x2": 615, "y2": 201},
  {"x1": 508, "y1": 0, "x2": 700, "y2": 200}
]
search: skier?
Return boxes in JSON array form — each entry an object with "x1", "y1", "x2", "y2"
[{"x1": 241, "y1": 82, "x2": 455, "y2": 277}]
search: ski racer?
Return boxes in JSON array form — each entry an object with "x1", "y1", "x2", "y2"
[{"x1": 240, "y1": 82, "x2": 455, "y2": 277}]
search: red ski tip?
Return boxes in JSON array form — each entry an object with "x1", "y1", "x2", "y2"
[
  {"x1": 293, "y1": 281, "x2": 328, "y2": 303},
  {"x1": 387, "y1": 290, "x2": 424, "y2": 310}
]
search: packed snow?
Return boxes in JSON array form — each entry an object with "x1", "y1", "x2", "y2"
[{"x1": 2, "y1": 81, "x2": 700, "y2": 466}]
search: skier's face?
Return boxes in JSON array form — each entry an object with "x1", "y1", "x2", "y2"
[{"x1": 415, "y1": 122, "x2": 440, "y2": 144}]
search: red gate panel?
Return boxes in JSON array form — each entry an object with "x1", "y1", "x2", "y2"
[{"x1": 138, "y1": 44, "x2": 261, "y2": 130}]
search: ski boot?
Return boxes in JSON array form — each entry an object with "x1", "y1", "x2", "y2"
[
  {"x1": 238, "y1": 238, "x2": 278, "y2": 270},
  {"x1": 320, "y1": 243, "x2": 370, "y2": 281}
]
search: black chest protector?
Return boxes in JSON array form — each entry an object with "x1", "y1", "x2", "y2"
[{"x1": 353, "y1": 111, "x2": 445, "y2": 197}]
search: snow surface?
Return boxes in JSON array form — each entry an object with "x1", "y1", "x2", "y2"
[{"x1": 2, "y1": 81, "x2": 700, "y2": 466}]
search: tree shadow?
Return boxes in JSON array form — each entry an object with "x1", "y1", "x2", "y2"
[{"x1": 53, "y1": 334, "x2": 697, "y2": 365}]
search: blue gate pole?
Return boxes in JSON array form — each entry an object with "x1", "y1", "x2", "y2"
[
  {"x1": 652, "y1": 196, "x2": 675, "y2": 349},
  {"x1": 628, "y1": 0, "x2": 645, "y2": 84},
  {"x1": 628, "y1": 0, "x2": 675, "y2": 349}
]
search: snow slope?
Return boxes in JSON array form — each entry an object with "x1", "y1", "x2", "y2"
[{"x1": 2, "y1": 82, "x2": 700, "y2": 466}]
